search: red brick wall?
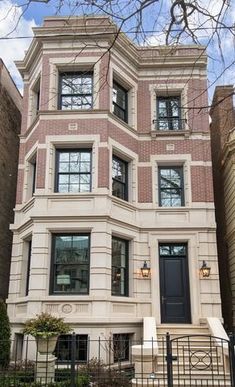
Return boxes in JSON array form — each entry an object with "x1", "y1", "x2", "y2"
[
  {"x1": 98, "y1": 147, "x2": 109, "y2": 188},
  {"x1": 138, "y1": 167, "x2": 152, "y2": 203}
]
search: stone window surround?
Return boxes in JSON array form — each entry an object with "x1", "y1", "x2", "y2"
[
  {"x1": 20, "y1": 235, "x2": 33, "y2": 297},
  {"x1": 148, "y1": 232, "x2": 200, "y2": 325},
  {"x1": 152, "y1": 154, "x2": 192, "y2": 207},
  {"x1": 23, "y1": 144, "x2": 38, "y2": 203},
  {"x1": 45, "y1": 135, "x2": 100, "y2": 195},
  {"x1": 149, "y1": 82, "x2": 188, "y2": 132},
  {"x1": 109, "y1": 139, "x2": 138, "y2": 204},
  {"x1": 27, "y1": 63, "x2": 42, "y2": 128},
  {"x1": 110, "y1": 64, "x2": 138, "y2": 130},
  {"x1": 48, "y1": 57, "x2": 101, "y2": 110}
]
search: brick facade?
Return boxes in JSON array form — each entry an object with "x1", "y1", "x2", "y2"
[
  {"x1": 0, "y1": 60, "x2": 21, "y2": 299},
  {"x1": 7, "y1": 17, "x2": 222, "y2": 355}
]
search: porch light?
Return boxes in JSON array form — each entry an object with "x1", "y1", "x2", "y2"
[
  {"x1": 200, "y1": 261, "x2": 211, "y2": 278},
  {"x1": 141, "y1": 261, "x2": 151, "y2": 278}
]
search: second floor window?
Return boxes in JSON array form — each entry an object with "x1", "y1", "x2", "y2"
[
  {"x1": 112, "y1": 237, "x2": 128, "y2": 297},
  {"x1": 55, "y1": 149, "x2": 91, "y2": 193},
  {"x1": 157, "y1": 96, "x2": 181, "y2": 130},
  {"x1": 59, "y1": 72, "x2": 93, "y2": 110},
  {"x1": 50, "y1": 234, "x2": 90, "y2": 295},
  {"x1": 113, "y1": 81, "x2": 128, "y2": 123},
  {"x1": 159, "y1": 166, "x2": 184, "y2": 207},
  {"x1": 112, "y1": 156, "x2": 128, "y2": 201}
]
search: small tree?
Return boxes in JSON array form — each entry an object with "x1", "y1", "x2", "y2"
[{"x1": 0, "y1": 300, "x2": 11, "y2": 369}]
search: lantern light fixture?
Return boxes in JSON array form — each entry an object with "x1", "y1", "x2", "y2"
[
  {"x1": 141, "y1": 261, "x2": 151, "y2": 278},
  {"x1": 200, "y1": 260, "x2": 211, "y2": 278}
]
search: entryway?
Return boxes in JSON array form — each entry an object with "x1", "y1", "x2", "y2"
[{"x1": 159, "y1": 243, "x2": 191, "y2": 323}]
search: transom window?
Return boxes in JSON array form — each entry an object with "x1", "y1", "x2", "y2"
[
  {"x1": 112, "y1": 237, "x2": 128, "y2": 297},
  {"x1": 157, "y1": 96, "x2": 181, "y2": 130},
  {"x1": 112, "y1": 156, "x2": 128, "y2": 201},
  {"x1": 113, "y1": 81, "x2": 128, "y2": 123},
  {"x1": 55, "y1": 149, "x2": 91, "y2": 193},
  {"x1": 113, "y1": 334, "x2": 131, "y2": 363},
  {"x1": 50, "y1": 234, "x2": 90, "y2": 295},
  {"x1": 55, "y1": 334, "x2": 88, "y2": 363},
  {"x1": 159, "y1": 167, "x2": 184, "y2": 207},
  {"x1": 159, "y1": 243, "x2": 187, "y2": 257},
  {"x1": 59, "y1": 72, "x2": 93, "y2": 110}
]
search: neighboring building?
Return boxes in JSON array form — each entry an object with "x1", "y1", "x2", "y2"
[
  {"x1": 0, "y1": 59, "x2": 22, "y2": 300},
  {"x1": 7, "y1": 16, "x2": 222, "y2": 360},
  {"x1": 210, "y1": 85, "x2": 235, "y2": 330}
]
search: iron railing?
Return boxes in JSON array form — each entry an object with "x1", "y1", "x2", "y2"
[{"x1": 0, "y1": 334, "x2": 234, "y2": 386}]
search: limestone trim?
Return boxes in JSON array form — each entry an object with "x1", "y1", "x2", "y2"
[
  {"x1": 151, "y1": 153, "x2": 192, "y2": 207},
  {"x1": 109, "y1": 138, "x2": 138, "y2": 204},
  {"x1": 110, "y1": 62, "x2": 138, "y2": 130},
  {"x1": 149, "y1": 232, "x2": 201, "y2": 325},
  {"x1": 48, "y1": 56, "x2": 101, "y2": 110},
  {"x1": 44, "y1": 134, "x2": 100, "y2": 195},
  {"x1": 149, "y1": 82, "x2": 189, "y2": 132}
]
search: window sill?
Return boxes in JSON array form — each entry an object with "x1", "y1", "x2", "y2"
[{"x1": 151, "y1": 129, "x2": 190, "y2": 138}]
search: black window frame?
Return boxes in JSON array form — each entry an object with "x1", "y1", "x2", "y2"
[
  {"x1": 59, "y1": 71, "x2": 93, "y2": 110},
  {"x1": 113, "y1": 333, "x2": 131, "y2": 363},
  {"x1": 55, "y1": 334, "x2": 88, "y2": 364},
  {"x1": 158, "y1": 166, "x2": 185, "y2": 207},
  {"x1": 25, "y1": 240, "x2": 32, "y2": 296},
  {"x1": 55, "y1": 149, "x2": 92, "y2": 193},
  {"x1": 50, "y1": 234, "x2": 90, "y2": 295},
  {"x1": 32, "y1": 160, "x2": 36, "y2": 195},
  {"x1": 157, "y1": 96, "x2": 181, "y2": 131},
  {"x1": 111, "y1": 236, "x2": 129, "y2": 297},
  {"x1": 113, "y1": 81, "x2": 128, "y2": 123},
  {"x1": 112, "y1": 155, "x2": 128, "y2": 201}
]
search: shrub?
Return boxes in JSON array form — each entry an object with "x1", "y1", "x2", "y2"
[
  {"x1": 23, "y1": 313, "x2": 71, "y2": 339},
  {"x1": 78, "y1": 358, "x2": 131, "y2": 387},
  {"x1": 0, "y1": 300, "x2": 11, "y2": 369}
]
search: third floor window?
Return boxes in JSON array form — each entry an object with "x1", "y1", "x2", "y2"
[
  {"x1": 59, "y1": 72, "x2": 93, "y2": 110},
  {"x1": 55, "y1": 149, "x2": 91, "y2": 193},
  {"x1": 113, "y1": 81, "x2": 128, "y2": 123},
  {"x1": 157, "y1": 96, "x2": 181, "y2": 131}
]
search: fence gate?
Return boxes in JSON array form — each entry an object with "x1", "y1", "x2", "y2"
[{"x1": 166, "y1": 333, "x2": 235, "y2": 387}]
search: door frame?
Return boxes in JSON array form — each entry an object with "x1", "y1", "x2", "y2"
[{"x1": 159, "y1": 242, "x2": 191, "y2": 324}]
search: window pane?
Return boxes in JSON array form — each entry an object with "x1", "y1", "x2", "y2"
[
  {"x1": 55, "y1": 335, "x2": 88, "y2": 363},
  {"x1": 56, "y1": 150, "x2": 91, "y2": 193},
  {"x1": 113, "y1": 82, "x2": 128, "y2": 122},
  {"x1": 159, "y1": 167, "x2": 183, "y2": 207},
  {"x1": 112, "y1": 237, "x2": 128, "y2": 296},
  {"x1": 157, "y1": 97, "x2": 180, "y2": 131},
  {"x1": 52, "y1": 235, "x2": 89, "y2": 294},
  {"x1": 113, "y1": 334, "x2": 130, "y2": 362}
]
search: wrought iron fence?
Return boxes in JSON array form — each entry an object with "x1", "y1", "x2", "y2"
[{"x1": 0, "y1": 333, "x2": 234, "y2": 386}]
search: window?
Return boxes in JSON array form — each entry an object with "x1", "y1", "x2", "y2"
[
  {"x1": 59, "y1": 72, "x2": 92, "y2": 110},
  {"x1": 157, "y1": 96, "x2": 181, "y2": 130},
  {"x1": 112, "y1": 237, "x2": 128, "y2": 296},
  {"x1": 112, "y1": 156, "x2": 128, "y2": 201},
  {"x1": 50, "y1": 234, "x2": 90, "y2": 295},
  {"x1": 25, "y1": 240, "x2": 32, "y2": 296},
  {"x1": 55, "y1": 149, "x2": 91, "y2": 193},
  {"x1": 55, "y1": 335, "x2": 88, "y2": 363},
  {"x1": 13, "y1": 334, "x2": 24, "y2": 361},
  {"x1": 113, "y1": 81, "x2": 128, "y2": 123},
  {"x1": 159, "y1": 167, "x2": 184, "y2": 207},
  {"x1": 113, "y1": 334, "x2": 130, "y2": 363}
]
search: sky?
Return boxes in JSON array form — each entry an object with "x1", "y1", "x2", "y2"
[{"x1": 0, "y1": 0, "x2": 234, "y2": 101}]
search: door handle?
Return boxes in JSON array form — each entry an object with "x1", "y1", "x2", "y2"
[{"x1": 161, "y1": 296, "x2": 166, "y2": 304}]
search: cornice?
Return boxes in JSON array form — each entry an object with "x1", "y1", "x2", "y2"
[{"x1": 15, "y1": 16, "x2": 207, "y2": 75}]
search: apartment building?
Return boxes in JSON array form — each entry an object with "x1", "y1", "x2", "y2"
[
  {"x1": 0, "y1": 59, "x2": 22, "y2": 300},
  {"x1": 7, "y1": 16, "x2": 222, "y2": 361},
  {"x1": 210, "y1": 85, "x2": 235, "y2": 330}
]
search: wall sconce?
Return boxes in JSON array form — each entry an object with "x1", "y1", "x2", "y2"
[
  {"x1": 200, "y1": 260, "x2": 211, "y2": 278},
  {"x1": 141, "y1": 261, "x2": 151, "y2": 278}
]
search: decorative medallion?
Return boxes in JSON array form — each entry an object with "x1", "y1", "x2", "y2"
[{"x1": 61, "y1": 304, "x2": 72, "y2": 314}]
